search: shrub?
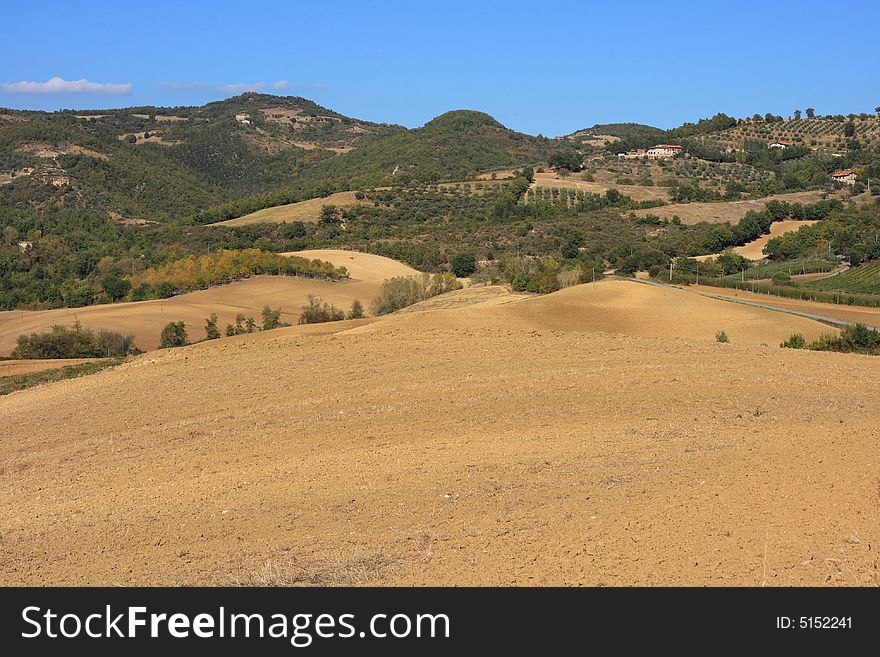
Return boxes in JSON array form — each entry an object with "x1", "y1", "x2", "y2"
[
  {"x1": 772, "y1": 271, "x2": 792, "y2": 286},
  {"x1": 371, "y1": 273, "x2": 463, "y2": 315},
  {"x1": 262, "y1": 306, "x2": 284, "y2": 331},
  {"x1": 298, "y1": 295, "x2": 345, "y2": 324},
  {"x1": 809, "y1": 323, "x2": 880, "y2": 354},
  {"x1": 204, "y1": 314, "x2": 220, "y2": 340},
  {"x1": 159, "y1": 321, "x2": 188, "y2": 348},
  {"x1": 715, "y1": 330, "x2": 730, "y2": 343},
  {"x1": 450, "y1": 253, "x2": 477, "y2": 277},
  {"x1": 12, "y1": 323, "x2": 136, "y2": 358},
  {"x1": 781, "y1": 333, "x2": 807, "y2": 349},
  {"x1": 346, "y1": 299, "x2": 365, "y2": 320}
]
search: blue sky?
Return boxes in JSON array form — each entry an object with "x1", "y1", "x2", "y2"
[{"x1": 2, "y1": 0, "x2": 878, "y2": 135}]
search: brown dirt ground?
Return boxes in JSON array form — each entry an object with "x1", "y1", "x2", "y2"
[
  {"x1": 219, "y1": 192, "x2": 366, "y2": 226},
  {"x1": 0, "y1": 251, "x2": 419, "y2": 354},
  {"x1": 689, "y1": 284, "x2": 880, "y2": 329},
  {"x1": 3, "y1": 278, "x2": 878, "y2": 586}
]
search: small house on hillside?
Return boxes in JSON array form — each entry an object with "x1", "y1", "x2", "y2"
[
  {"x1": 646, "y1": 144, "x2": 682, "y2": 159},
  {"x1": 769, "y1": 140, "x2": 793, "y2": 149},
  {"x1": 616, "y1": 149, "x2": 645, "y2": 159},
  {"x1": 831, "y1": 170, "x2": 857, "y2": 186}
]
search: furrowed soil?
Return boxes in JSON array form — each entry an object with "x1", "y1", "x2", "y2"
[{"x1": 2, "y1": 276, "x2": 878, "y2": 586}]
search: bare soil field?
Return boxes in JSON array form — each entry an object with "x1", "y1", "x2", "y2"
[
  {"x1": 351, "y1": 280, "x2": 833, "y2": 346},
  {"x1": 633, "y1": 190, "x2": 827, "y2": 225},
  {"x1": 689, "y1": 284, "x2": 880, "y2": 329},
  {"x1": 0, "y1": 358, "x2": 103, "y2": 378},
  {"x1": 1, "y1": 278, "x2": 877, "y2": 586},
  {"x1": 0, "y1": 251, "x2": 419, "y2": 354},
  {"x1": 219, "y1": 192, "x2": 366, "y2": 226}
]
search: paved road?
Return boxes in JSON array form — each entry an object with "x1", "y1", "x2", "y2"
[{"x1": 619, "y1": 277, "x2": 880, "y2": 332}]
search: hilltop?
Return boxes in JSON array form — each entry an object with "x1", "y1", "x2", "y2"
[
  {"x1": 566, "y1": 122, "x2": 663, "y2": 141},
  {"x1": 280, "y1": 109, "x2": 551, "y2": 190}
]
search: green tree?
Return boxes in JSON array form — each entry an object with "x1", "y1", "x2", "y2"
[
  {"x1": 450, "y1": 252, "x2": 477, "y2": 277},
  {"x1": 793, "y1": 109, "x2": 801, "y2": 120},
  {"x1": 2, "y1": 226, "x2": 20, "y2": 244},
  {"x1": 844, "y1": 121, "x2": 856, "y2": 137},
  {"x1": 806, "y1": 107, "x2": 815, "y2": 118},
  {"x1": 159, "y1": 321, "x2": 188, "y2": 348},
  {"x1": 298, "y1": 295, "x2": 345, "y2": 324},
  {"x1": 319, "y1": 204, "x2": 341, "y2": 223},
  {"x1": 262, "y1": 306, "x2": 282, "y2": 330},
  {"x1": 205, "y1": 313, "x2": 220, "y2": 339},
  {"x1": 101, "y1": 274, "x2": 131, "y2": 301}
]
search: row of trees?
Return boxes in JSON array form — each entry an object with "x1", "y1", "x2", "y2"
[{"x1": 12, "y1": 323, "x2": 137, "y2": 359}]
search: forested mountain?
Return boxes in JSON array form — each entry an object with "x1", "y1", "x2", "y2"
[
  {"x1": 0, "y1": 94, "x2": 404, "y2": 221},
  {"x1": 0, "y1": 98, "x2": 553, "y2": 223},
  {"x1": 280, "y1": 109, "x2": 552, "y2": 190}
]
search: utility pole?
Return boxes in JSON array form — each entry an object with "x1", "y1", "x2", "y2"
[{"x1": 669, "y1": 259, "x2": 674, "y2": 282}]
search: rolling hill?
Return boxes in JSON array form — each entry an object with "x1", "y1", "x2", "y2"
[
  {"x1": 2, "y1": 274, "x2": 878, "y2": 586},
  {"x1": 0, "y1": 250, "x2": 417, "y2": 353}
]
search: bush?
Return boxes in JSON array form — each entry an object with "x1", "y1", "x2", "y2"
[
  {"x1": 450, "y1": 252, "x2": 477, "y2": 277},
  {"x1": 346, "y1": 299, "x2": 365, "y2": 320},
  {"x1": 298, "y1": 295, "x2": 345, "y2": 324},
  {"x1": 715, "y1": 330, "x2": 729, "y2": 343},
  {"x1": 262, "y1": 306, "x2": 284, "y2": 331},
  {"x1": 371, "y1": 273, "x2": 463, "y2": 315},
  {"x1": 159, "y1": 321, "x2": 188, "y2": 348},
  {"x1": 204, "y1": 314, "x2": 220, "y2": 340},
  {"x1": 780, "y1": 333, "x2": 807, "y2": 349},
  {"x1": 771, "y1": 271, "x2": 793, "y2": 286},
  {"x1": 809, "y1": 323, "x2": 880, "y2": 354},
  {"x1": 12, "y1": 323, "x2": 136, "y2": 358}
]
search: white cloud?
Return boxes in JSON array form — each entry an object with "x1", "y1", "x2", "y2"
[{"x1": 1, "y1": 76, "x2": 132, "y2": 95}]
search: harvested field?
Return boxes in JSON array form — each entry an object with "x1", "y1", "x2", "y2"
[
  {"x1": 1, "y1": 278, "x2": 877, "y2": 586},
  {"x1": 0, "y1": 358, "x2": 103, "y2": 378},
  {"x1": 353, "y1": 279, "x2": 834, "y2": 346},
  {"x1": 218, "y1": 192, "x2": 366, "y2": 226},
  {"x1": 0, "y1": 251, "x2": 418, "y2": 354},
  {"x1": 633, "y1": 190, "x2": 828, "y2": 225},
  {"x1": 689, "y1": 284, "x2": 880, "y2": 329}
]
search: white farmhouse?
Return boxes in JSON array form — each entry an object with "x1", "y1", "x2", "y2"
[
  {"x1": 831, "y1": 170, "x2": 857, "y2": 186},
  {"x1": 646, "y1": 144, "x2": 683, "y2": 159}
]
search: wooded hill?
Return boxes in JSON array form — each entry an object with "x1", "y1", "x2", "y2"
[{"x1": 0, "y1": 97, "x2": 551, "y2": 224}]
